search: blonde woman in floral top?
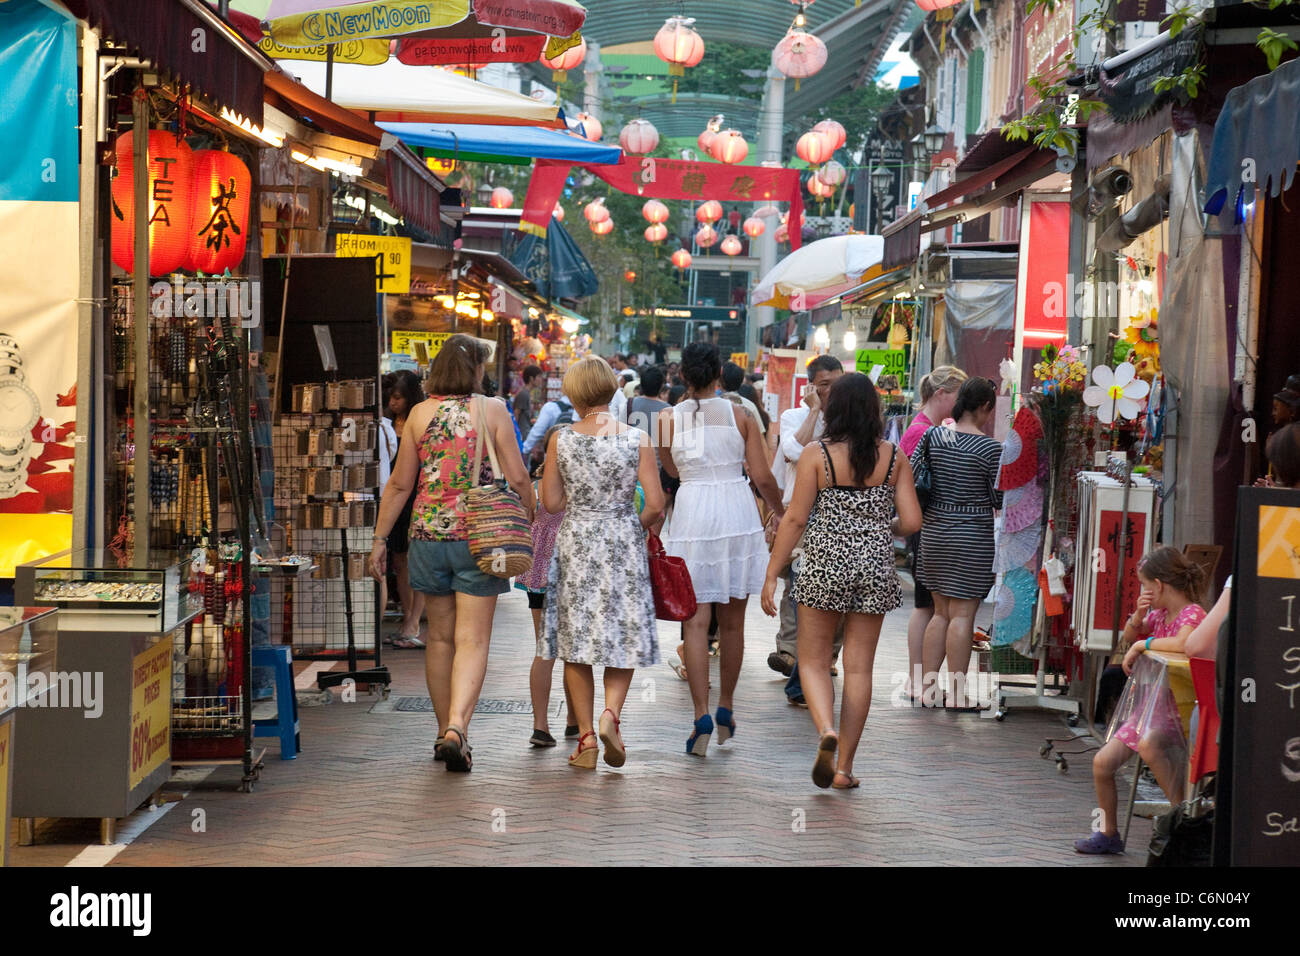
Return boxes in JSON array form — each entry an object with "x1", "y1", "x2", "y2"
[{"x1": 369, "y1": 334, "x2": 534, "y2": 772}]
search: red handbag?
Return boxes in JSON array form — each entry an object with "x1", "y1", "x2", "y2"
[{"x1": 647, "y1": 532, "x2": 698, "y2": 622}]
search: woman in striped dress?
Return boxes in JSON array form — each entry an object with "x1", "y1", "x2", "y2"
[{"x1": 909, "y1": 377, "x2": 1003, "y2": 709}]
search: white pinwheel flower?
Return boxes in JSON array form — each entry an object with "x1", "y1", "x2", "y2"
[{"x1": 1082, "y1": 361, "x2": 1150, "y2": 424}]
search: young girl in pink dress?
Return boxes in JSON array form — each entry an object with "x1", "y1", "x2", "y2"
[
  {"x1": 1074, "y1": 546, "x2": 1206, "y2": 854},
  {"x1": 517, "y1": 427, "x2": 576, "y2": 748}
]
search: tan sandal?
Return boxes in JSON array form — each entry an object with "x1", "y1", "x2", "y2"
[
  {"x1": 598, "y1": 709, "x2": 625, "y2": 767},
  {"x1": 569, "y1": 731, "x2": 598, "y2": 770},
  {"x1": 832, "y1": 770, "x2": 860, "y2": 789}
]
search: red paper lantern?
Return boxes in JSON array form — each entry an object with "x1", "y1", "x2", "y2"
[
  {"x1": 695, "y1": 223, "x2": 718, "y2": 247},
  {"x1": 916, "y1": 0, "x2": 961, "y2": 10},
  {"x1": 584, "y1": 198, "x2": 610, "y2": 223},
  {"x1": 620, "y1": 118, "x2": 660, "y2": 155},
  {"x1": 796, "y1": 129, "x2": 834, "y2": 165},
  {"x1": 671, "y1": 248, "x2": 693, "y2": 270},
  {"x1": 696, "y1": 200, "x2": 722, "y2": 224},
  {"x1": 187, "y1": 148, "x2": 252, "y2": 274},
  {"x1": 710, "y1": 129, "x2": 749, "y2": 164},
  {"x1": 111, "y1": 129, "x2": 194, "y2": 276},
  {"x1": 697, "y1": 129, "x2": 717, "y2": 156},
  {"x1": 654, "y1": 16, "x2": 705, "y2": 103},
  {"x1": 642, "y1": 199, "x2": 669, "y2": 224},
  {"x1": 720, "y1": 235, "x2": 742, "y2": 256},
  {"x1": 624, "y1": 269, "x2": 637, "y2": 282},
  {"x1": 489, "y1": 186, "x2": 514, "y2": 209},
  {"x1": 813, "y1": 119, "x2": 847, "y2": 152},
  {"x1": 742, "y1": 216, "x2": 765, "y2": 238},
  {"x1": 574, "y1": 112, "x2": 603, "y2": 142},
  {"x1": 644, "y1": 223, "x2": 668, "y2": 242},
  {"x1": 553, "y1": 203, "x2": 565, "y2": 222},
  {"x1": 540, "y1": 37, "x2": 586, "y2": 82},
  {"x1": 590, "y1": 218, "x2": 614, "y2": 235}
]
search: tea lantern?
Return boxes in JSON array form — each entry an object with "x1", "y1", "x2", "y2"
[
  {"x1": 619, "y1": 118, "x2": 660, "y2": 155},
  {"x1": 696, "y1": 200, "x2": 723, "y2": 224},
  {"x1": 671, "y1": 248, "x2": 693, "y2": 270},
  {"x1": 540, "y1": 36, "x2": 586, "y2": 82},
  {"x1": 489, "y1": 186, "x2": 514, "y2": 209},
  {"x1": 642, "y1": 198, "x2": 670, "y2": 224},
  {"x1": 574, "y1": 112, "x2": 603, "y2": 141},
  {"x1": 773, "y1": 30, "x2": 827, "y2": 90},
  {"x1": 553, "y1": 203, "x2": 565, "y2": 222},
  {"x1": 742, "y1": 216, "x2": 765, "y2": 238},
  {"x1": 644, "y1": 223, "x2": 668, "y2": 242},
  {"x1": 590, "y1": 217, "x2": 614, "y2": 235},
  {"x1": 111, "y1": 129, "x2": 194, "y2": 276},
  {"x1": 584, "y1": 198, "x2": 610, "y2": 223},
  {"x1": 818, "y1": 159, "x2": 846, "y2": 187},
  {"x1": 654, "y1": 16, "x2": 705, "y2": 103},
  {"x1": 720, "y1": 235, "x2": 742, "y2": 256},
  {"x1": 710, "y1": 129, "x2": 749, "y2": 165},
  {"x1": 187, "y1": 148, "x2": 252, "y2": 274},
  {"x1": 813, "y1": 119, "x2": 847, "y2": 152},
  {"x1": 796, "y1": 129, "x2": 834, "y2": 165},
  {"x1": 695, "y1": 223, "x2": 718, "y2": 247}
]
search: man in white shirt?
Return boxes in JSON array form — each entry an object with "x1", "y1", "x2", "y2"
[
  {"x1": 521, "y1": 394, "x2": 575, "y2": 461},
  {"x1": 768, "y1": 355, "x2": 845, "y2": 697}
]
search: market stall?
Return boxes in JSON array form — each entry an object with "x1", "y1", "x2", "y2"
[{"x1": 0, "y1": 607, "x2": 57, "y2": 866}]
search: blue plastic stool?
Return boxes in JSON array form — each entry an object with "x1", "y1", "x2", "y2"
[{"x1": 252, "y1": 645, "x2": 299, "y2": 759}]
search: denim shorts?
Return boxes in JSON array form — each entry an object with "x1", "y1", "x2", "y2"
[{"x1": 407, "y1": 539, "x2": 510, "y2": 597}]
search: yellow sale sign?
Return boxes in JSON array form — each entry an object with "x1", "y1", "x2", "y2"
[
  {"x1": 129, "y1": 638, "x2": 172, "y2": 791},
  {"x1": 391, "y1": 331, "x2": 451, "y2": 361},
  {"x1": 336, "y1": 234, "x2": 412, "y2": 294}
]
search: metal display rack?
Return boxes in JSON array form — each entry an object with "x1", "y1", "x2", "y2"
[
  {"x1": 270, "y1": 381, "x2": 390, "y2": 693},
  {"x1": 109, "y1": 277, "x2": 262, "y2": 790}
]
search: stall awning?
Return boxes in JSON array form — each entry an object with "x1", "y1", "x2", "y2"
[
  {"x1": 381, "y1": 122, "x2": 623, "y2": 165},
  {"x1": 264, "y1": 68, "x2": 385, "y2": 144},
  {"x1": 386, "y1": 145, "x2": 443, "y2": 234},
  {"x1": 277, "y1": 58, "x2": 562, "y2": 126},
  {"x1": 923, "y1": 144, "x2": 1052, "y2": 210},
  {"x1": 61, "y1": 0, "x2": 270, "y2": 124},
  {"x1": 1205, "y1": 54, "x2": 1300, "y2": 215}
]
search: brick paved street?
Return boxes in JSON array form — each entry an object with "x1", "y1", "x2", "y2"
[{"x1": 11, "y1": 587, "x2": 1150, "y2": 866}]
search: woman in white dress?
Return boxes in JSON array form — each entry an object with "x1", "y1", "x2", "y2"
[{"x1": 659, "y1": 343, "x2": 785, "y2": 756}]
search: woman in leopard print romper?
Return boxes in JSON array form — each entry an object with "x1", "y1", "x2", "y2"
[{"x1": 762, "y1": 373, "x2": 923, "y2": 789}]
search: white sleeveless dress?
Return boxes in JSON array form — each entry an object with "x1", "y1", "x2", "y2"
[{"x1": 661, "y1": 397, "x2": 767, "y2": 604}]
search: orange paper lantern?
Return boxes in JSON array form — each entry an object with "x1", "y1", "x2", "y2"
[
  {"x1": 540, "y1": 37, "x2": 586, "y2": 82},
  {"x1": 796, "y1": 129, "x2": 834, "y2": 165},
  {"x1": 813, "y1": 119, "x2": 847, "y2": 152},
  {"x1": 574, "y1": 112, "x2": 603, "y2": 142},
  {"x1": 775, "y1": 223, "x2": 790, "y2": 243},
  {"x1": 490, "y1": 186, "x2": 514, "y2": 209},
  {"x1": 111, "y1": 129, "x2": 194, "y2": 276},
  {"x1": 742, "y1": 216, "x2": 765, "y2": 238},
  {"x1": 654, "y1": 16, "x2": 704, "y2": 103},
  {"x1": 720, "y1": 235, "x2": 742, "y2": 256},
  {"x1": 695, "y1": 223, "x2": 718, "y2": 247},
  {"x1": 697, "y1": 128, "x2": 717, "y2": 155},
  {"x1": 644, "y1": 223, "x2": 668, "y2": 242},
  {"x1": 553, "y1": 203, "x2": 565, "y2": 222},
  {"x1": 807, "y1": 172, "x2": 834, "y2": 199},
  {"x1": 584, "y1": 198, "x2": 610, "y2": 223},
  {"x1": 187, "y1": 148, "x2": 252, "y2": 274},
  {"x1": 671, "y1": 248, "x2": 693, "y2": 270},
  {"x1": 590, "y1": 217, "x2": 614, "y2": 235}
]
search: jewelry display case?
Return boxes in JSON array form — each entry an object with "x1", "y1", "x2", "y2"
[
  {"x1": 0, "y1": 607, "x2": 58, "y2": 866},
  {"x1": 15, "y1": 551, "x2": 202, "y2": 633}
]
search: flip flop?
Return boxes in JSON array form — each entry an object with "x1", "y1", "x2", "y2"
[
  {"x1": 812, "y1": 733, "x2": 838, "y2": 789},
  {"x1": 392, "y1": 634, "x2": 426, "y2": 649}
]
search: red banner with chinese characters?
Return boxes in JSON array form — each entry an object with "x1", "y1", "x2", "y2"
[
  {"x1": 521, "y1": 156, "x2": 806, "y2": 249},
  {"x1": 1092, "y1": 508, "x2": 1147, "y2": 630}
]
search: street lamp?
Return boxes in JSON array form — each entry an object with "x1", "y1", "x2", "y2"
[
  {"x1": 923, "y1": 124, "x2": 946, "y2": 158},
  {"x1": 871, "y1": 165, "x2": 894, "y2": 226},
  {"x1": 476, "y1": 182, "x2": 493, "y2": 207}
]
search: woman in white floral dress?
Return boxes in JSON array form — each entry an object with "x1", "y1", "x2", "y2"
[{"x1": 540, "y1": 357, "x2": 665, "y2": 771}]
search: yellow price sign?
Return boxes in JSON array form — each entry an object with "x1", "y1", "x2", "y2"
[
  {"x1": 336, "y1": 234, "x2": 411, "y2": 294},
  {"x1": 392, "y1": 331, "x2": 451, "y2": 362},
  {"x1": 128, "y1": 638, "x2": 172, "y2": 791},
  {"x1": 729, "y1": 352, "x2": 750, "y2": 371}
]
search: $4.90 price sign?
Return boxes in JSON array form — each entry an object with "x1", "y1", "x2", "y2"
[
  {"x1": 855, "y1": 348, "x2": 907, "y2": 385},
  {"x1": 335, "y1": 234, "x2": 411, "y2": 294}
]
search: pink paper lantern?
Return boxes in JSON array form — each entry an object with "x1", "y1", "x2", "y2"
[
  {"x1": 697, "y1": 128, "x2": 717, "y2": 155},
  {"x1": 590, "y1": 217, "x2": 614, "y2": 235},
  {"x1": 710, "y1": 129, "x2": 749, "y2": 164},
  {"x1": 807, "y1": 173, "x2": 834, "y2": 199},
  {"x1": 720, "y1": 235, "x2": 743, "y2": 256},
  {"x1": 540, "y1": 37, "x2": 586, "y2": 81},
  {"x1": 671, "y1": 248, "x2": 693, "y2": 270},
  {"x1": 642, "y1": 198, "x2": 669, "y2": 224},
  {"x1": 644, "y1": 223, "x2": 668, "y2": 242},
  {"x1": 817, "y1": 159, "x2": 846, "y2": 186},
  {"x1": 742, "y1": 216, "x2": 765, "y2": 238},
  {"x1": 574, "y1": 112, "x2": 603, "y2": 141},
  {"x1": 583, "y1": 198, "x2": 609, "y2": 223},
  {"x1": 654, "y1": 16, "x2": 705, "y2": 71},
  {"x1": 489, "y1": 186, "x2": 514, "y2": 208},
  {"x1": 696, "y1": 200, "x2": 723, "y2": 223},
  {"x1": 796, "y1": 129, "x2": 835, "y2": 165},
  {"x1": 695, "y1": 223, "x2": 718, "y2": 247},
  {"x1": 619, "y1": 118, "x2": 660, "y2": 155},
  {"x1": 775, "y1": 223, "x2": 789, "y2": 243},
  {"x1": 553, "y1": 203, "x2": 565, "y2": 222},
  {"x1": 774, "y1": 31, "x2": 827, "y2": 83},
  {"x1": 813, "y1": 119, "x2": 847, "y2": 152}
]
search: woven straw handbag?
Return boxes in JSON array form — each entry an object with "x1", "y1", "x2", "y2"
[{"x1": 463, "y1": 396, "x2": 534, "y2": 578}]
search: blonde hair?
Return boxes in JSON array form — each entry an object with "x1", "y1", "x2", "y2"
[
  {"x1": 562, "y1": 355, "x2": 619, "y2": 409},
  {"x1": 928, "y1": 365, "x2": 968, "y2": 397}
]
